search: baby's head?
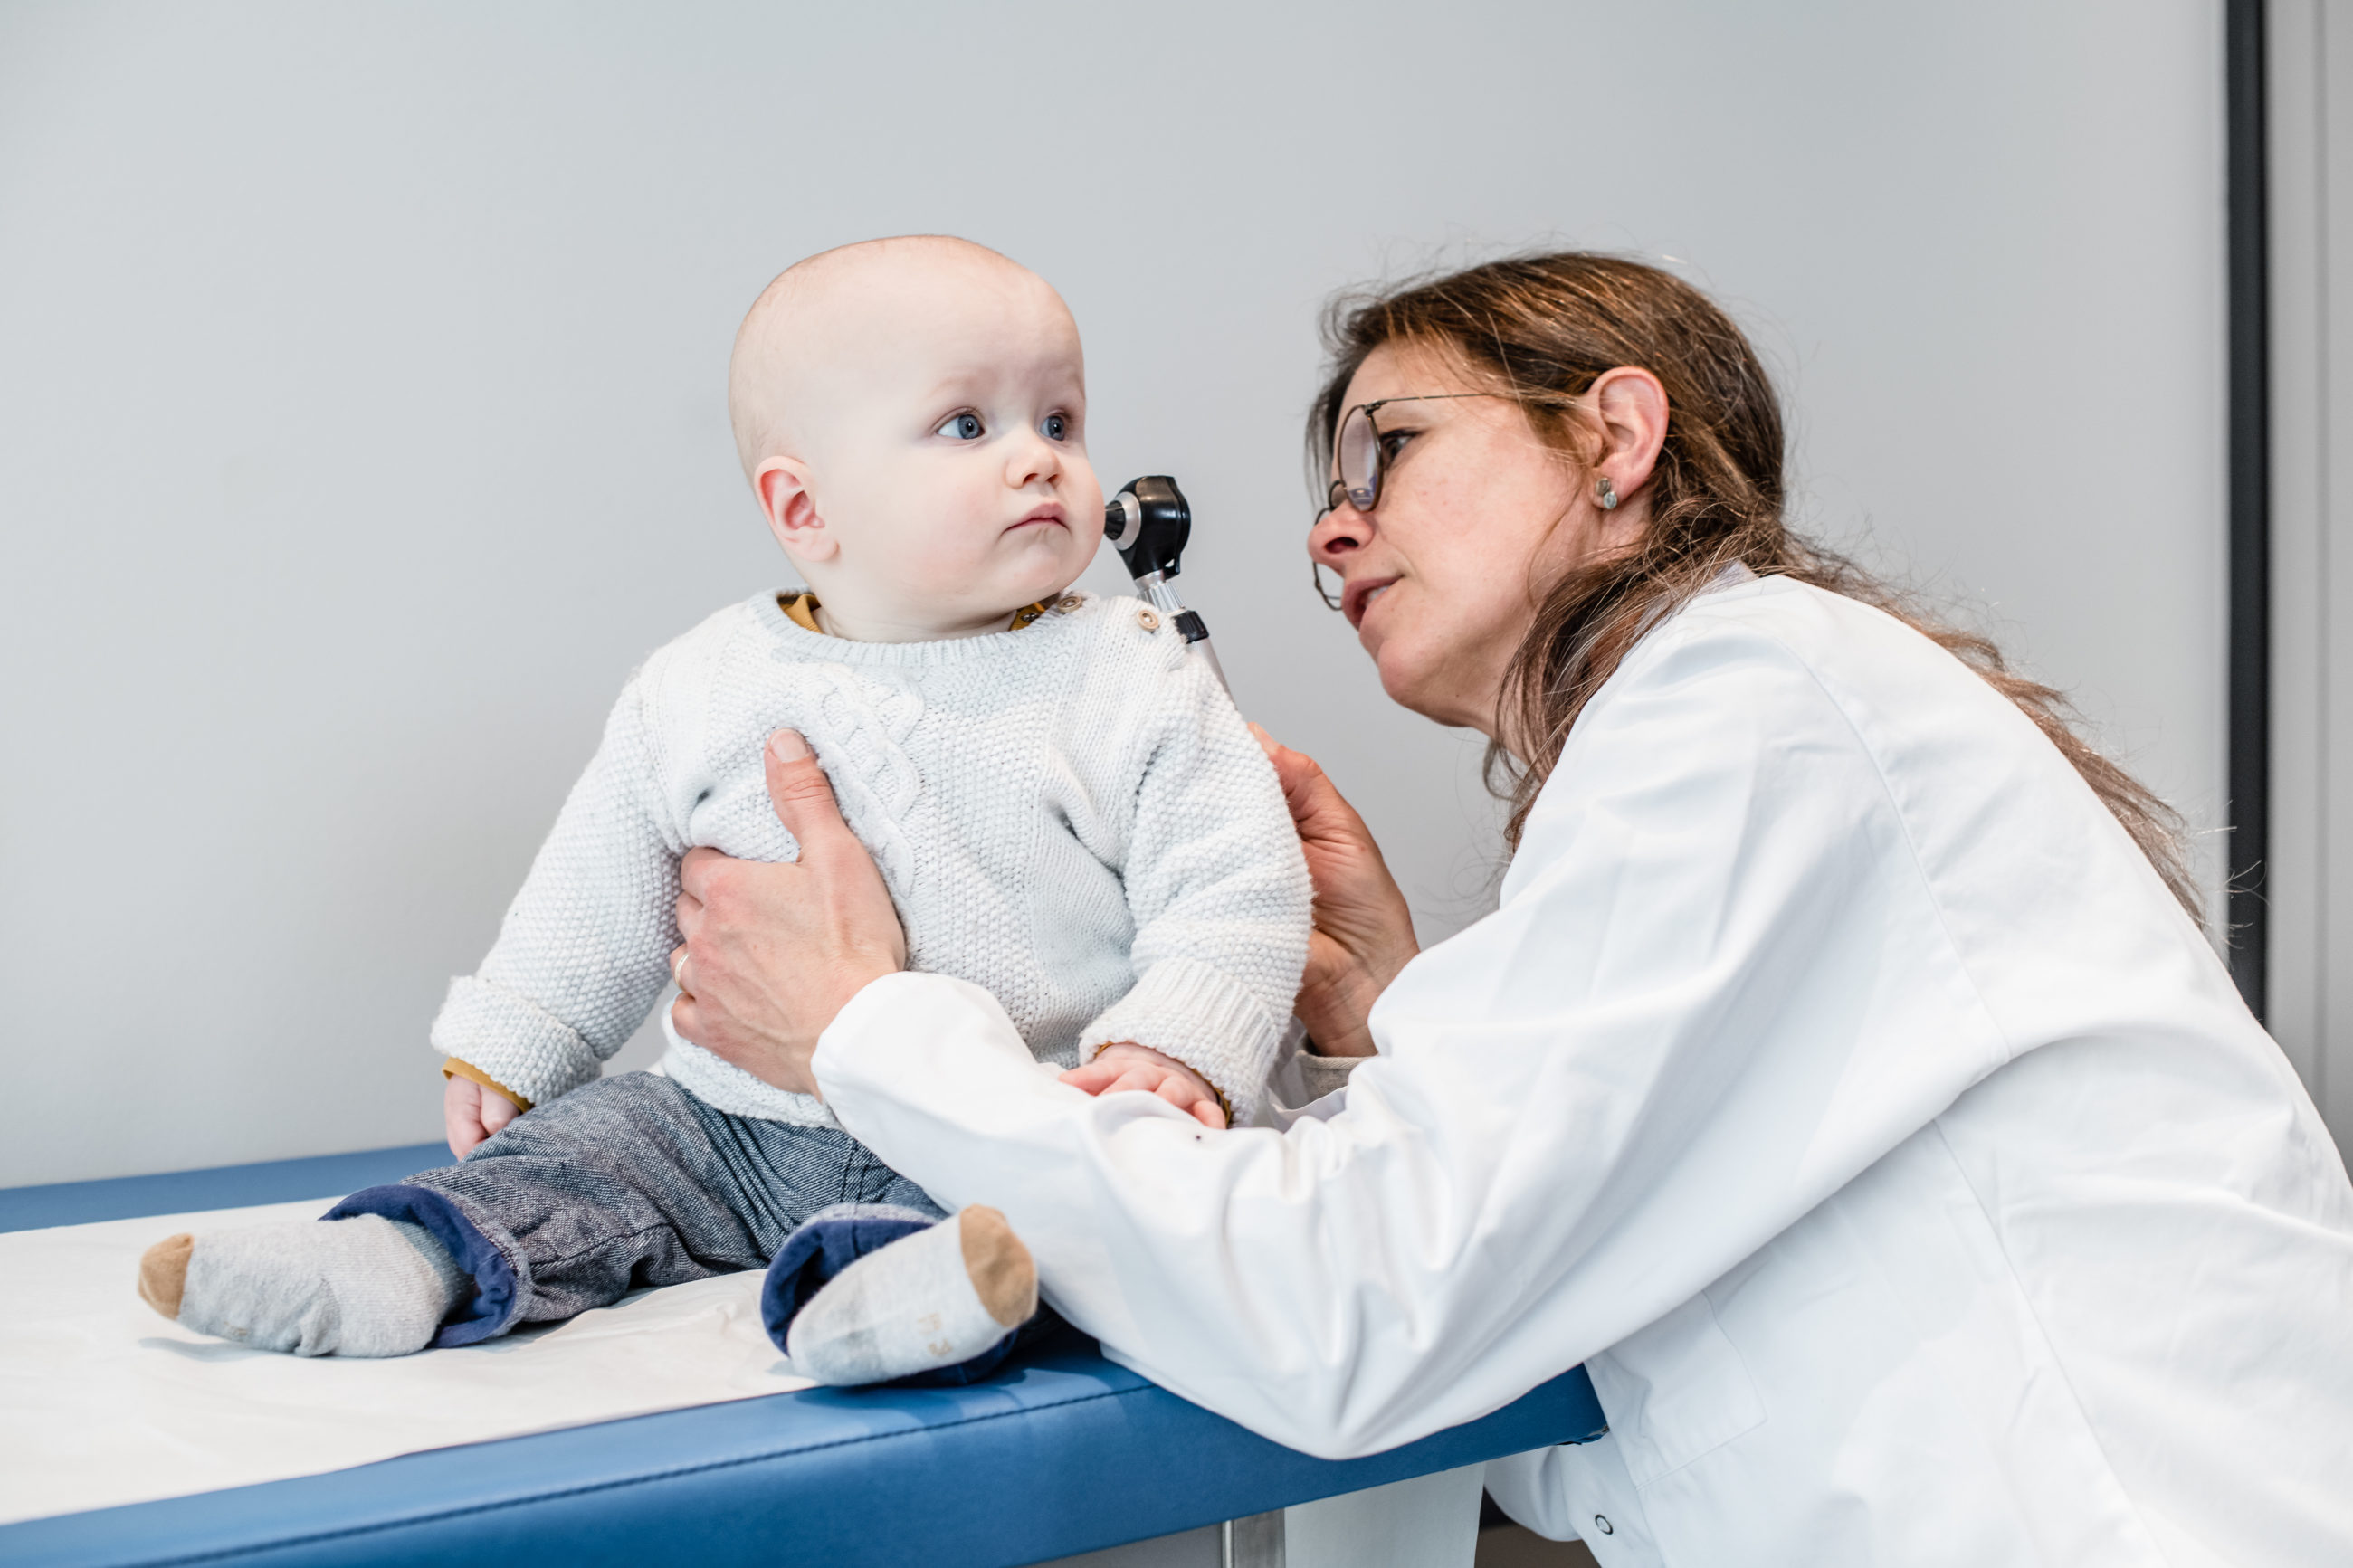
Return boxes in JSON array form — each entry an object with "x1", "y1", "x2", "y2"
[{"x1": 729, "y1": 237, "x2": 1102, "y2": 641}]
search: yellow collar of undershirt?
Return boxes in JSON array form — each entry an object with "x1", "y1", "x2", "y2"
[{"x1": 777, "y1": 592, "x2": 1057, "y2": 637}]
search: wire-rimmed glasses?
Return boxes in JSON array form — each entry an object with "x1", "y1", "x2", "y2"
[{"x1": 1310, "y1": 393, "x2": 1502, "y2": 611}]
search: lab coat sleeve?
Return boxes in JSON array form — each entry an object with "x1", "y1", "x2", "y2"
[{"x1": 814, "y1": 612, "x2": 2014, "y2": 1458}]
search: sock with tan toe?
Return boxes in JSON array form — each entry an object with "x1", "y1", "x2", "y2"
[
  {"x1": 138, "y1": 1215, "x2": 465, "y2": 1357},
  {"x1": 138, "y1": 1232, "x2": 195, "y2": 1319},
  {"x1": 784, "y1": 1206, "x2": 1037, "y2": 1385}
]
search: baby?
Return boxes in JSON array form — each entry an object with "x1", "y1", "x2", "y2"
[{"x1": 136, "y1": 236, "x2": 1310, "y2": 1381}]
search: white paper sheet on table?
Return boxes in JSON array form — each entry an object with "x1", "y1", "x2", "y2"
[{"x1": 0, "y1": 1198, "x2": 815, "y2": 1525}]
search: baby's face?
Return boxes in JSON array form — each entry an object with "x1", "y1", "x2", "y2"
[{"x1": 743, "y1": 248, "x2": 1104, "y2": 640}]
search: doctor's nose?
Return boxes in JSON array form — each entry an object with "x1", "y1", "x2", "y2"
[{"x1": 1310, "y1": 492, "x2": 1370, "y2": 564}]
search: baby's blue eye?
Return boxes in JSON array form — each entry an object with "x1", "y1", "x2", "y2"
[
  {"x1": 937, "y1": 413, "x2": 985, "y2": 441},
  {"x1": 1042, "y1": 413, "x2": 1069, "y2": 442}
]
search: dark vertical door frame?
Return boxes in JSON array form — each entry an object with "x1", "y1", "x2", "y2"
[{"x1": 2227, "y1": 0, "x2": 2272, "y2": 1019}]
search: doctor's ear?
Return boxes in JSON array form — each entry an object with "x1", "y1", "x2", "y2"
[
  {"x1": 756, "y1": 457, "x2": 836, "y2": 563},
  {"x1": 1586, "y1": 366, "x2": 1670, "y2": 516}
]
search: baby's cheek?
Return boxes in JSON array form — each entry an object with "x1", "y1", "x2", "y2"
[{"x1": 872, "y1": 480, "x2": 995, "y2": 581}]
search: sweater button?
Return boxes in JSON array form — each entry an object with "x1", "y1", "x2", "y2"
[{"x1": 1137, "y1": 607, "x2": 1161, "y2": 632}]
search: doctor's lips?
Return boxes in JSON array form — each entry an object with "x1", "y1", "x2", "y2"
[{"x1": 1342, "y1": 575, "x2": 1399, "y2": 629}]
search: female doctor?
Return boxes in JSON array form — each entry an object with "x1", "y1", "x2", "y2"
[{"x1": 668, "y1": 253, "x2": 2353, "y2": 1565}]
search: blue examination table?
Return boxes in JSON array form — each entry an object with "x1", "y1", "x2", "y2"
[{"x1": 0, "y1": 1145, "x2": 1605, "y2": 1567}]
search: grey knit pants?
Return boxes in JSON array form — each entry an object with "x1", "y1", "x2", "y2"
[{"x1": 365, "y1": 1071, "x2": 943, "y2": 1341}]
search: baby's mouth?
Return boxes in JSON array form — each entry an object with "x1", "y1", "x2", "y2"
[{"x1": 1008, "y1": 505, "x2": 1067, "y2": 532}]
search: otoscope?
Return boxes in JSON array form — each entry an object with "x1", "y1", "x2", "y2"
[{"x1": 1103, "y1": 475, "x2": 1228, "y2": 693}]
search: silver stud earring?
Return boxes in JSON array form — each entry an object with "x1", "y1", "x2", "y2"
[{"x1": 1596, "y1": 476, "x2": 1619, "y2": 511}]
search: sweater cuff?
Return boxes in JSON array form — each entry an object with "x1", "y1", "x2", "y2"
[
  {"x1": 1079, "y1": 956, "x2": 1283, "y2": 1125},
  {"x1": 429, "y1": 975, "x2": 601, "y2": 1110}
]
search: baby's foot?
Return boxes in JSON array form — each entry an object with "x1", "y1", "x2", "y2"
[
  {"x1": 138, "y1": 1215, "x2": 465, "y2": 1357},
  {"x1": 786, "y1": 1206, "x2": 1037, "y2": 1385}
]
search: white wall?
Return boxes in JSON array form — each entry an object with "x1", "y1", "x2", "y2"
[{"x1": 0, "y1": 1, "x2": 2228, "y2": 1186}]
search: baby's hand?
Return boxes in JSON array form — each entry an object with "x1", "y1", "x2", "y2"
[
  {"x1": 1059, "y1": 1044, "x2": 1228, "y2": 1130},
  {"x1": 444, "y1": 1074, "x2": 523, "y2": 1158}
]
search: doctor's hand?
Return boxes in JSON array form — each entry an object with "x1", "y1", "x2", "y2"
[
  {"x1": 1250, "y1": 725, "x2": 1417, "y2": 1060},
  {"x1": 669, "y1": 729, "x2": 906, "y2": 1098},
  {"x1": 1060, "y1": 1043, "x2": 1229, "y2": 1130}
]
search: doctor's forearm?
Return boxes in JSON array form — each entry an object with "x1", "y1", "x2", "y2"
[{"x1": 812, "y1": 974, "x2": 1596, "y2": 1457}]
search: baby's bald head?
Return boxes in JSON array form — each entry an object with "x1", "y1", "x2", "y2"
[
  {"x1": 722, "y1": 236, "x2": 1101, "y2": 642},
  {"x1": 728, "y1": 236, "x2": 1073, "y2": 480}
]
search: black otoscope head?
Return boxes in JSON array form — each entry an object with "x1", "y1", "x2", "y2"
[
  {"x1": 1103, "y1": 476, "x2": 1190, "y2": 581},
  {"x1": 1102, "y1": 475, "x2": 1214, "y2": 649}
]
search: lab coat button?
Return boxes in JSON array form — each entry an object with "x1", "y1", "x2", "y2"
[
  {"x1": 1594, "y1": 1515, "x2": 1615, "y2": 1535},
  {"x1": 1137, "y1": 608, "x2": 1161, "y2": 632}
]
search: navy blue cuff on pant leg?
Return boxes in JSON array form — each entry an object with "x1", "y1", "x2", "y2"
[
  {"x1": 324, "y1": 1183, "x2": 520, "y2": 1347},
  {"x1": 759, "y1": 1203, "x2": 1027, "y2": 1387}
]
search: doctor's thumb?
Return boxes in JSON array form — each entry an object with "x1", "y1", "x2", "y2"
[{"x1": 762, "y1": 729, "x2": 853, "y2": 849}]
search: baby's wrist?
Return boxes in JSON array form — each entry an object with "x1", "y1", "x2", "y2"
[
  {"x1": 442, "y1": 1057, "x2": 530, "y2": 1110},
  {"x1": 1091, "y1": 1041, "x2": 1195, "y2": 1080},
  {"x1": 1093, "y1": 1041, "x2": 1232, "y2": 1124}
]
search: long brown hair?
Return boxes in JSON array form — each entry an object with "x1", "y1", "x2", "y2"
[{"x1": 1310, "y1": 252, "x2": 2201, "y2": 920}]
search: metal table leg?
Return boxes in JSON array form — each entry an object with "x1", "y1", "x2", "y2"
[
  {"x1": 1219, "y1": 1509, "x2": 1284, "y2": 1567},
  {"x1": 1217, "y1": 1461, "x2": 1484, "y2": 1568}
]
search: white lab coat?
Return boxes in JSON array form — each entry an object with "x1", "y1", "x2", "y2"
[{"x1": 812, "y1": 575, "x2": 2353, "y2": 1566}]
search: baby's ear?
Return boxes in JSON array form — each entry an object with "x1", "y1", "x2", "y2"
[{"x1": 756, "y1": 457, "x2": 834, "y2": 562}]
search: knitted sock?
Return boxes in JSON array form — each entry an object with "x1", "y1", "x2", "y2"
[
  {"x1": 785, "y1": 1206, "x2": 1036, "y2": 1385},
  {"x1": 138, "y1": 1215, "x2": 466, "y2": 1358}
]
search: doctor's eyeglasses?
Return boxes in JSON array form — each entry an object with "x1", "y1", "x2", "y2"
[
  {"x1": 1328, "y1": 394, "x2": 1500, "y2": 515},
  {"x1": 1310, "y1": 392, "x2": 1513, "y2": 611}
]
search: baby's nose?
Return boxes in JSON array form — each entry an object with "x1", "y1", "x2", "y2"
[{"x1": 1005, "y1": 433, "x2": 1061, "y2": 486}]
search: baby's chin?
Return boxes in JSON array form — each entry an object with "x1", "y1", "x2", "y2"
[
  {"x1": 932, "y1": 574, "x2": 1076, "y2": 629},
  {"x1": 977, "y1": 542, "x2": 1091, "y2": 607}
]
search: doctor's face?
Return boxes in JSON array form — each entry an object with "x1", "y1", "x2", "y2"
[{"x1": 1308, "y1": 341, "x2": 1618, "y2": 737}]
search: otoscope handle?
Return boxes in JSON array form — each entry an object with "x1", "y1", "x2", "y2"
[{"x1": 1105, "y1": 475, "x2": 1224, "y2": 685}]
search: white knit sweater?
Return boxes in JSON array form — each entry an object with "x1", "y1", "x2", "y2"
[{"x1": 430, "y1": 591, "x2": 1311, "y2": 1126}]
